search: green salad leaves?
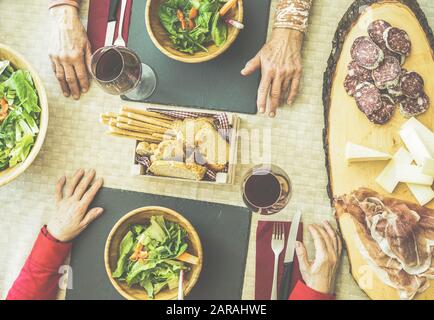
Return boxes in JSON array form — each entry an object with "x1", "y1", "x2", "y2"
[
  {"x1": 158, "y1": 0, "x2": 229, "y2": 54},
  {"x1": 0, "y1": 61, "x2": 41, "y2": 171},
  {"x1": 112, "y1": 216, "x2": 196, "y2": 299}
]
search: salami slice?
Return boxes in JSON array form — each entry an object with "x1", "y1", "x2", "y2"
[
  {"x1": 344, "y1": 75, "x2": 360, "y2": 97},
  {"x1": 367, "y1": 95, "x2": 396, "y2": 124},
  {"x1": 372, "y1": 56, "x2": 401, "y2": 89},
  {"x1": 384, "y1": 48, "x2": 405, "y2": 65},
  {"x1": 384, "y1": 27, "x2": 411, "y2": 56},
  {"x1": 347, "y1": 60, "x2": 372, "y2": 81},
  {"x1": 399, "y1": 93, "x2": 430, "y2": 117},
  {"x1": 401, "y1": 71, "x2": 424, "y2": 98},
  {"x1": 354, "y1": 82, "x2": 383, "y2": 115},
  {"x1": 387, "y1": 84, "x2": 403, "y2": 98},
  {"x1": 351, "y1": 36, "x2": 384, "y2": 70},
  {"x1": 368, "y1": 20, "x2": 391, "y2": 48}
]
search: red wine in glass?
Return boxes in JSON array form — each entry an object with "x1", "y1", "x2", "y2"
[
  {"x1": 90, "y1": 46, "x2": 156, "y2": 100},
  {"x1": 241, "y1": 165, "x2": 291, "y2": 215}
]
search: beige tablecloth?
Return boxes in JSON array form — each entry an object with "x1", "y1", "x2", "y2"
[{"x1": 0, "y1": 0, "x2": 433, "y2": 300}]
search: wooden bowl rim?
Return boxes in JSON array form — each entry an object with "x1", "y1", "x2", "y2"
[
  {"x1": 0, "y1": 44, "x2": 49, "y2": 187},
  {"x1": 104, "y1": 206, "x2": 203, "y2": 300},
  {"x1": 145, "y1": 0, "x2": 244, "y2": 64}
]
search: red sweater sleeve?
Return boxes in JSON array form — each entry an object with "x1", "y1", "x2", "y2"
[
  {"x1": 289, "y1": 280, "x2": 336, "y2": 300},
  {"x1": 6, "y1": 226, "x2": 72, "y2": 300}
]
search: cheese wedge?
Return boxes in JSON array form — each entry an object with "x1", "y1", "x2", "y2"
[
  {"x1": 401, "y1": 117, "x2": 434, "y2": 156},
  {"x1": 376, "y1": 148, "x2": 413, "y2": 193},
  {"x1": 345, "y1": 142, "x2": 392, "y2": 163},
  {"x1": 422, "y1": 157, "x2": 434, "y2": 177},
  {"x1": 407, "y1": 184, "x2": 434, "y2": 206},
  {"x1": 400, "y1": 126, "x2": 432, "y2": 166},
  {"x1": 396, "y1": 164, "x2": 434, "y2": 186}
]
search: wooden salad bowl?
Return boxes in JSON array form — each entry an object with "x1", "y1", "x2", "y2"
[
  {"x1": 146, "y1": 0, "x2": 243, "y2": 63},
  {"x1": 0, "y1": 44, "x2": 48, "y2": 187},
  {"x1": 104, "y1": 206, "x2": 203, "y2": 300}
]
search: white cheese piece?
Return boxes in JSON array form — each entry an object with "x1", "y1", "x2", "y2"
[
  {"x1": 396, "y1": 164, "x2": 434, "y2": 185},
  {"x1": 407, "y1": 184, "x2": 434, "y2": 206},
  {"x1": 401, "y1": 117, "x2": 434, "y2": 156},
  {"x1": 345, "y1": 142, "x2": 392, "y2": 163},
  {"x1": 376, "y1": 148, "x2": 413, "y2": 193},
  {"x1": 421, "y1": 157, "x2": 434, "y2": 177},
  {"x1": 399, "y1": 126, "x2": 432, "y2": 166}
]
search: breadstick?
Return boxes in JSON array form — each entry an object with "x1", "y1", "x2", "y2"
[
  {"x1": 109, "y1": 125, "x2": 162, "y2": 142},
  {"x1": 152, "y1": 132, "x2": 174, "y2": 140},
  {"x1": 103, "y1": 112, "x2": 119, "y2": 118},
  {"x1": 125, "y1": 112, "x2": 174, "y2": 129},
  {"x1": 121, "y1": 106, "x2": 174, "y2": 122},
  {"x1": 116, "y1": 116, "x2": 170, "y2": 134},
  {"x1": 115, "y1": 122, "x2": 155, "y2": 134}
]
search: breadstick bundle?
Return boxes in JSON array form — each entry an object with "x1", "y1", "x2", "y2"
[{"x1": 100, "y1": 106, "x2": 176, "y2": 144}]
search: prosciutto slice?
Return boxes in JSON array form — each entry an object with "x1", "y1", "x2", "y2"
[{"x1": 335, "y1": 188, "x2": 434, "y2": 299}]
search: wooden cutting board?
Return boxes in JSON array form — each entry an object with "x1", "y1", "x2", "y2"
[{"x1": 323, "y1": 0, "x2": 434, "y2": 300}]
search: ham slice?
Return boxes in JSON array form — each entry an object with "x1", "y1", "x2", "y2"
[{"x1": 335, "y1": 188, "x2": 434, "y2": 299}]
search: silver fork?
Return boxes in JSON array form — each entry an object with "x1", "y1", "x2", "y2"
[
  {"x1": 113, "y1": 0, "x2": 127, "y2": 47},
  {"x1": 270, "y1": 222, "x2": 285, "y2": 300}
]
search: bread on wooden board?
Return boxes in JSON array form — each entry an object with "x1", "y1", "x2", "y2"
[{"x1": 148, "y1": 161, "x2": 207, "y2": 181}]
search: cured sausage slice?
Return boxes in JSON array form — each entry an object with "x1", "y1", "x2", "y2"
[
  {"x1": 368, "y1": 20, "x2": 391, "y2": 48},
  {"x1": 372, "y1": 56, "x2": 401, "y2": 89},
  {"x1": 354, "y1": 82, "x2": 383, "y2": 115},
  {"x1": 399, "y1": 93, "x2": 430, "y2": 118},
  {"x1": 351, "y1": 36, "x2": 384, "y2": 70},
  {"x1": 401, "y1": 71, "x2": 424, "y2": 99},
  {"x1": 347, "y1": 60, "x2": 372, "y2": 81},
  {"x1": 384, "y1": 27, "x2": 412, "y2": 56},
  {"x1": 344, "y1": 75, "x2": 359, "y2": 97},
  {"x1": 367, "y1": 95, "x2": 396, "y2": 124}
]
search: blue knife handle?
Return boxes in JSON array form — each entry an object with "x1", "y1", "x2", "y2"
[
  {"x1": 108, "y1": 0, "x2": 120, "y2": 22},
  {"x1": 279, "y1": 261, "x2": 294, "y2": 300}
]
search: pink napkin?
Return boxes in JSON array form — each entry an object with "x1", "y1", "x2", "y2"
[
  {"x1": 87, "y1": 0, "x2": 133, "y2": 52},
  {"x1": 255, "y1": 220, "x2": 303, "y2": 300}
]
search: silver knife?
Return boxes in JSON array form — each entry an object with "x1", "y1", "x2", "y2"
[
  {"x1": 104, "y1": 0, "x2": 120, "y2": 47},
  {"x1": 279, "y1": 209, "x2": 302, "y2": 300}
]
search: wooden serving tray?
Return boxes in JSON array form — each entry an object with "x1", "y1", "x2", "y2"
[{"x1": 323, "y1": 0, "x2": 434, "y2": 300}]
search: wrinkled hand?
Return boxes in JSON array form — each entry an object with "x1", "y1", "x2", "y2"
[
  {"x1": 241, "y1": 29, "x2": 304, "y2": 117},
  {"x1": 47, "y1": 169, "x2": 104, "y2": 242},
  {"x1": 49, "y1": 5, "x2": 92, "y2": 100},
  {"x1": 295, "y1": 221, "x2": 342, "y2": 295}
]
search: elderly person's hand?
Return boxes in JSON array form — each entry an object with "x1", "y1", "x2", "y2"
[
  {"x1": 49, "y1": 5, "x2": 92, "y2": 100},
  {"x1": 241, "y1": 28, "x2": 303, "y2": 118},
  {"x1": 295, "y1": 221, "x2": 342, "y2": 294},
  {"x1": 47, "y1": 169, "x2": 104, "y2": 242}
]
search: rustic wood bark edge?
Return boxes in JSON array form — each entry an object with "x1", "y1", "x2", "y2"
[{"x1": 322, "y1": 0, "x2": 434, "y2": 205}]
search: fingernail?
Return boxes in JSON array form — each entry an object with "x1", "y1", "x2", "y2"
[
  {"x1": 269, "y1": 112, "x2": 275, "y2": 118},
  {"x1": 63, "y1": 92, "x2": 69, "y2": 97},
  {"x1": 73, "y1": 95, "x2": 79, "y2": 100},
  {"x1": 259, "y1": 108, "x2": 265, "y2": 113},
  {"x1": 82, "y1": 88, "x2": 88, "y2": 93},
  {"x1": 98, "y1": 208, "x2": 104, "y2": 214}
]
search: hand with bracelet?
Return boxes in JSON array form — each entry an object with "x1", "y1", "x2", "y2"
[{"x1": 241, "y1": 0, "x2": 313, "y2": 118}]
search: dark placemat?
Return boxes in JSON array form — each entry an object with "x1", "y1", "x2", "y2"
[
  {"x1": 122, "y1": 0, "x2": 272, "y2": 114},
  {"x1": 66, "y1": 187, "x2": 252, "y2": 300}
]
